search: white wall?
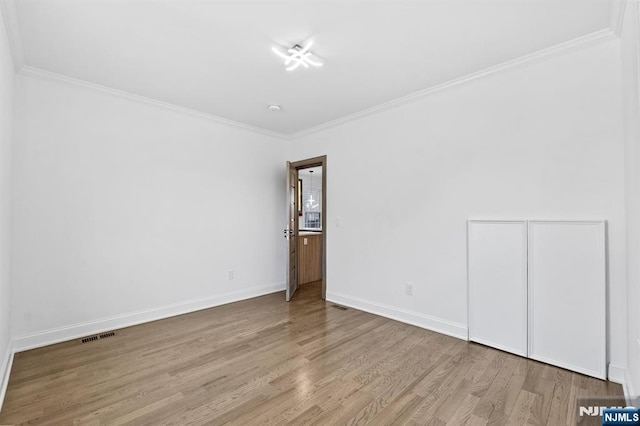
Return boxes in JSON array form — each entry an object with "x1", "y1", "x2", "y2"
[
  {"x1": 621, "y1": 0, "x2": 640, "y2": 398},
  {"x1": 290, "y1": 40, "x2": 628, "y2": 370},
  {"x1": 3, "y1": 6, "x2": 633, "y2": 393},
  {"x1": 11, "y1": 73, "x2": 288, "y2": 348},
  {"x1": 0, "y1": 2, "x2": 14, "y2": 407}
]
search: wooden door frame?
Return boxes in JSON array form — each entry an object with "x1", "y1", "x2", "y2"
[
  {"x1": 285, "y1": 162, "x2": 299, "y2": 302},
  {"x1": 290, "y1": 155, "x2": 327, "y2": 300}
]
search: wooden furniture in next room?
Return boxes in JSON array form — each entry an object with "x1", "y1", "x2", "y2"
[{"x1": 298, "y1": 232, "x2": 323, "y2": 284}]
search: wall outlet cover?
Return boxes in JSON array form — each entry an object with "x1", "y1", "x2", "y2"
[{"x1": 405, "y1": 282, "x2": 414, "y2": 296}]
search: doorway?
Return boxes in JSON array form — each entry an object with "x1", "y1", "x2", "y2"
[{"x1": 285, "y1": 156, "x2": 327, "y2": 302}]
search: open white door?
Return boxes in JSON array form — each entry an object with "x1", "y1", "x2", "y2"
[{"x1": 285, "y1": 161, "x2": 298, "y2": 301}]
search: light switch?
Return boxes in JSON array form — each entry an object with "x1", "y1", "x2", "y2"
[{"x1": 304, "y1": 238, "x2": 308, "y2": 245}]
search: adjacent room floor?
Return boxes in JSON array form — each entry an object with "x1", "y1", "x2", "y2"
[{"x1": 0, "y1": 282, "x2": 623, "y2": 425}]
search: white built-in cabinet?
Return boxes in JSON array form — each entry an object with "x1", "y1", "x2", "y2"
[
  {"x1": 468, "y1": 221, "x2": 528, "y2": 357},
  {"x1": 467, "y1": 220, "x2": 606, "y2": 379}
]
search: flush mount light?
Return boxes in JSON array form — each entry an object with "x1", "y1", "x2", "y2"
[
  {"x1": 271, "y1": 40, "x2": 323, "y2": 71},
  {"x1": 268, "y1": 104, "x2": 281, "y2": 112}
]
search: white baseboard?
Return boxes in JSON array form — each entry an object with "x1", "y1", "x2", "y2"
[
  {"x1": 608, "y1": 363, "x2": 627, "y2": 384},
  {"x1": 13, "y1": 283, "x2": 285, "y2": 352},
  {"x1": 0, "y1": 340, "x2": 14, "y2": 414},
  {"x1": 326, "y1": 292, "x2": 468, "y2": 340},
  {"x1": 625, "y1": 368, "x2": 638, "y2": 406},
  {"x1": 609, "y1": 364, "x2": 639, "y2": 406}
]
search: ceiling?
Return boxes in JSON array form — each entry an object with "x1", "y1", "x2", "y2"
[
  {"x1": 11, "y1": 0, "x2": 615, "y2": 135},
  {"x1": 299, "y1": 167, "x2": 322, "y2": 179}
]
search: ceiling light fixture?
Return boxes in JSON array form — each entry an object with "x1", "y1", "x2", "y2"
[
  {"x1": 272, "y1": 40, "x2": 323, "y2": 71},
  {"x1": 306, "y1": 170, "x2": 319, "y2": 209},
  {"x1": 268, "y1": 104, "x2": 281, "y2": 112}
]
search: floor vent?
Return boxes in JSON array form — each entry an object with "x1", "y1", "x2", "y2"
[
  {"x1": 81, "y1": 331, "x2": 115, "y2": 344},
  {"x1": 331, "y1": 304, "x2": 348, "y2": 311}
]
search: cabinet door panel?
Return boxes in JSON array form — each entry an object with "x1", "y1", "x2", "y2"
[
  {"x1": 528, "y1": 221, "x2": 606, "y2": 379},
  {"x1": 468, "y1": 220, "x2": 527, "y2": 356}
]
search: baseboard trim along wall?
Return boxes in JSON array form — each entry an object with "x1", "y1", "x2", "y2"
[
  {"x1": 608, "y1": 363, "x2": 627, "y2": 385},
  {"x1": 326, "y1": 292, "x2": 468, "y2": 340},
  {"x1": 0, "y1": 341, "x2": 15, "y2": 413},
  {"x1": 12, "y1": 283, "x2": 285, "y2": 353},
  {"x1": 624, "y1": 369, "x2": 637, "y2": 406}
]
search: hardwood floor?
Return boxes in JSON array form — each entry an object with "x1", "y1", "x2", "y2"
[{"x1": 0, "y1": 282, "x2": 623, "y2": 425}]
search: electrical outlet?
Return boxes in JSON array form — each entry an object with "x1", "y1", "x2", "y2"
[
  {"x1": 227, "y1": 270, "x2": 234, "y2": 280},
  {"x1": 405, "y1": 282, "x2": 414, "y2": 296}
]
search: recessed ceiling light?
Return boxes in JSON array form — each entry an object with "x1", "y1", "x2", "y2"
[
  {"x1": 268, "y1": 105, "x2": 281, "y2": 112},
  {"x1": 272, "y1": 40, "x2": 323, "y2": 71}
]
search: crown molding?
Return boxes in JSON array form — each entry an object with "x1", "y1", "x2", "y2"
[
  {"x1": 0, "y1": 0, "x2": 24, "y2": 71},
  {"x1": 7, "y1": 3, "x2": 619, "y2": 141},
  {"x1": 15, "y1": 25, "x2": 618, "y2": 142},
  {"x1": 291, "y1": 28, "x2": 617, "y2": 139},
  {"x1": 19, "y1": 65, "x2": 289, "y2": 139}
]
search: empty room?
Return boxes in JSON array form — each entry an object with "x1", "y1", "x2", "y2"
[{"x1": 0, "y1": 0, "x2": 639, "y2": 424}]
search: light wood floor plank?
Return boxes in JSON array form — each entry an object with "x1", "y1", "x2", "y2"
[{"x1": 0, "y1": 282, "x2": 623, "y2": 425}]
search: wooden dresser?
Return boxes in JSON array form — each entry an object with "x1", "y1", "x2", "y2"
[{"x1": 298, "y1": 233, "x2": 323, "y2": 284}]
